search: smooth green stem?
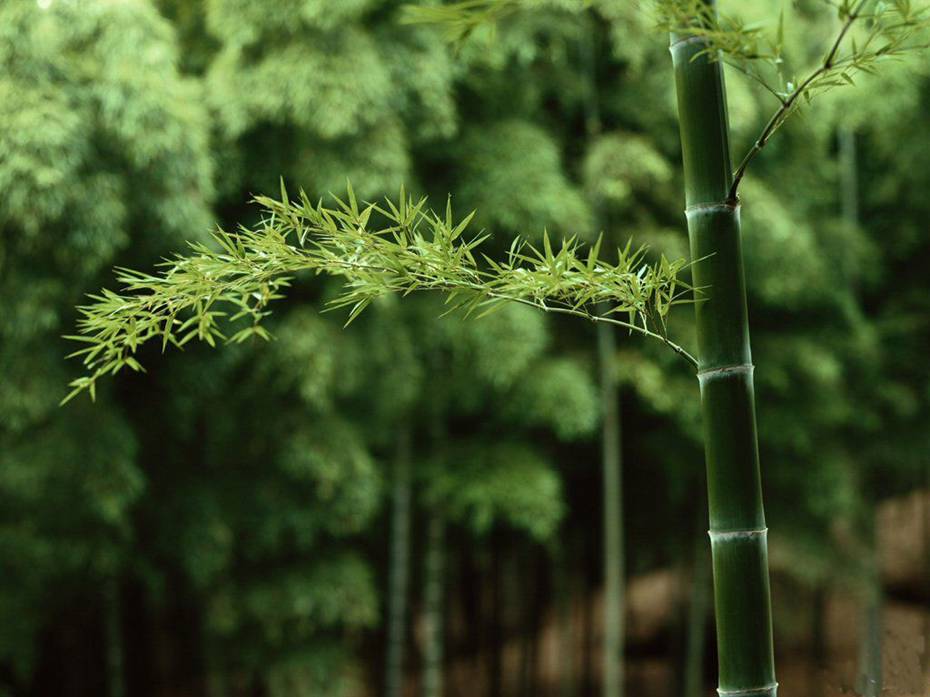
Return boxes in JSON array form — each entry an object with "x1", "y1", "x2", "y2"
[
  {"x1": 597, "y1": 321, "x2": 624, "y2": 697},
  {"x1": 670, "y1": 5, "x2": 777, "y2": 695},
  {"x1": 386, "y1": 432, "x2": 412, "y2": 697}
]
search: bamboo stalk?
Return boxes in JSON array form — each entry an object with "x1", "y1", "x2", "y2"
[
  {"x1": 386, "y1": 431, "x2": 412, "y2": 697},
  {"x1": 839, "y1": 124, "x2": 884, "y2": 697},
  {"x1": 808, "y1": 587, "x2": 827, "y2": 697},
  {"x1": 684, "y1": 504, "x2": 711, "y2": 697},
  {"x1": 518, "y1": 547, "x2": 543, "y2": 697},
  {"x1": 923, "y1": 466, "x2": 930, "y2": 691},
  {"x1": 488, "y1": 530, "x2": 504, "y2": 697},
  {"x1": 555, "y1": 541, "x2": 577, "y2": 697},
  {"x1": 583, "y1": 18, "x2": 626, "y2": 696},
  {"x1": 669, "y1": 3, "x2": 777, "y2": 695},
  {"x1": 598, "y1": 321, "x2": 624, "y2": 697},
  {"x1": 856, "y1": 508, "x2": 883, "y2": 697},
  {"x1": 923, "y1": 476, "x2": 930, "y2": 692},
  {"x1": 422, "y1": 513, "x2": 445, "y2": 697},
  {"x1": 105, "y1": 576, "x2": 126, "y2": 697},
  {"x1": 839, "y1": 127, "x2": 859, "y2": 227}
]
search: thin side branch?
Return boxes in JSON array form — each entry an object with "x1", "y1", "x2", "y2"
[
  {"x1": 658, "y1": 0, "x2": 929, "y2": 202},
  {"x1": 729, "y1": 0, "x2": 930, "y2": 201},
  {"x1": 728, "y1": 0, "x2": 867, "y2": 201}
]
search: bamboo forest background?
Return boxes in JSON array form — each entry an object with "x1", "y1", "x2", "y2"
[{"x1": 1, "y1": 0, "x2": 929, "y2": 696}]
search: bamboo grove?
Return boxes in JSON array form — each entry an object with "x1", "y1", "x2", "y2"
[{"x1": 50, "y1": 0, "x2": 930, "y2": 695}]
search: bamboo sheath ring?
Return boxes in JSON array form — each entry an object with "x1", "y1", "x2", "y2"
[
  {"x1": 717, "y1": 684, "x2": 778, "y2": 697},
  {"x1": 685, "y1": 201, "x2": 740, "y2": 216},
  {"x1": 708, "y1": 528, "x2": 767, "y2": 541},
  {"x1": 697, "y1": 364, "x2": 754, "y2": 383}
]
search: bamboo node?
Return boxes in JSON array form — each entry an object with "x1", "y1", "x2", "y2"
[
  {"x1": 684, "y1": 201, "x2": 740, "y2": 218},
  {"x1": 717, "y1": 683, "x2": 778, "y2": 697},
  {"x1": 708, "y1": 528, "x2": 768, "y2": 541},
  {"x1": 697, "y1": 363, "x2": 754, "y2": 382}
]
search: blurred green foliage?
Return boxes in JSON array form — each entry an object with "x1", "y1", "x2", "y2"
[{"x1": 0, "y1": 0, "x2": 928, "y2": 695}]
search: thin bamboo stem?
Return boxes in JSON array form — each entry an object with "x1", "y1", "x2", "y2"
[
  {"x1": 729, "y1": 0, "x2": 868, "y2": 201},
  {"x1": 839, "y1": 127, "x2": 859, "y2": 226},
  {"x1": 583, "y1": 18, "x2": 626, "y2": 697},
  {"x1": 555, "y1": 541, "x2": 577, "y2": 697},
  {"x1": 855, "y1": 509, "x2": 883, "y2": 697},
  {"x1": 922, "y1": 470, "x2": 930, "y2": 691},
  {"x1": 839, "y1": 124, "x2": 883, "y2": 697}
]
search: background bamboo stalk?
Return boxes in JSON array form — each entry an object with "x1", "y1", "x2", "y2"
[
  {"x1": 808, "y1": 587, "x2": 827, "y2": 697},
  {"x1": 598, "y1": 322, "x2": 624, "y2": 697},
  {"x1": 555, "y1": 541, "x2": 577, "y2": 697},
  {"x1": 669, "y1": 1, "x2": 778, "y2": 693},
  {"x1": 855, "y1": 511, "x2": 883, "y2": 697},
  {"x1": 422, "y1": 513, "x2": 445, "y2": 697},
  {"x1": 583, "y1": 18, "x2": 626, "y2": 695},
  {"x1": 386, "y1": 432, "x2": 413, "y2": 697},
  {"x1": 924, "y1": 464, "x2": 930, "y2": 690},
  {"x1": 838, "y1": 124, "x2": 884, "y2": 697},
  {"x1": 684, "y1": 505, "x2": 711, "y2": 697},
  {"x1": 839, "y1": 127, "x2": 859, "y2": 226},
  {"x1": 105, "y1": 576, "x2": 125, "y2": 697}
]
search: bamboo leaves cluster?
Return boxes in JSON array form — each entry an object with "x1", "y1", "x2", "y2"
[{"x1": 65, "y1": 185, "x2": 697, "y2": 402}]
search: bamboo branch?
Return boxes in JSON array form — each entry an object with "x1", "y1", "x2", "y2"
[
  {"x1": 64, "y1": 188, "x2": 699, "y2": 402},
  {"x1": 728, "y1": 0, "x2": 867, "y2": 202}
]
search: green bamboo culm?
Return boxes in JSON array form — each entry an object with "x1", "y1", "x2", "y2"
[
  {"x1": 598, "y1": 322, "x2": 624, "y2": 697},
  {"x1": 668, "y1": 3, "x2": 777, "y2": 696}
]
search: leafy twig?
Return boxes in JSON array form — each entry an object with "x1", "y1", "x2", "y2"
[
  {"x1": 727, "y1": 0, "x2": 930, "y2": 200},
  {"x1": 728, "y1": 0, "x2": 868, "y2": 201},
  {"x1": 658, "y1": 0, "x2": 930, "y2": 201},
  {"x1": 63, "y1": 185, "x2": 698, "y2": 403}
]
